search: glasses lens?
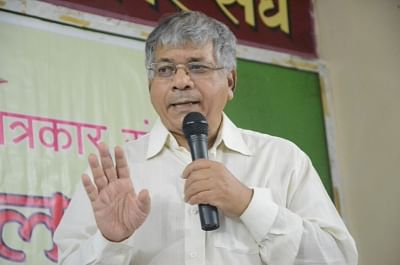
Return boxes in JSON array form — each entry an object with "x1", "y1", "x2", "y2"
[
  {"x1": 155, "y1": 63, "x2": 175, "y2": 77},
  {"x1": 187, "y1": 62, "x2": 211, "y2": 74},
  {"x1": 151, "y1": 62, "x2": 222, "y2": 79}
]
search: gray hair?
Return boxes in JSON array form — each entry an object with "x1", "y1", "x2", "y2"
[{"x1": 145, "y1": 11, "x2": 237, "y2": 79}]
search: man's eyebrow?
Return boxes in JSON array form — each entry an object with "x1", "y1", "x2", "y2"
[
  {"x1": 186, "y1": 57, "x2": 204, "y2": 62},
  {"x1": 156, "y1": 58, "x2": 174, "y2": 63},
  {"x1": 156, "y1": 57, "x2": 205, "y2": 63}
]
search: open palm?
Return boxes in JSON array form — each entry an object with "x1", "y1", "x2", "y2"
[{"x1": 82, "y1": 143, "x2": 151, "y2": 242}]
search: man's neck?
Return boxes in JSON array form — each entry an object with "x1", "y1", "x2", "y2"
[
  {"x1": 171, "y1": 113, "x2": 223, "y2": 150},
  {"x1": 172, "y1": 131, "x2": 218, "y2": 150}
]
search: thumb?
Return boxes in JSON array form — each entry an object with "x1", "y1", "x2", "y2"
[{"x1": 138, "y1": 189, "x2": 151, "y2": 214}]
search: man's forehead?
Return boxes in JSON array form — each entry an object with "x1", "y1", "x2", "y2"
[{"x1": 154, "y1": 42, "x2": 215, "y2": 62}]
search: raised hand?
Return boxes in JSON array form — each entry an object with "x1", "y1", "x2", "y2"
[
  {"x1": 82, "y1": 142, "x2": 151, "y2": 242},
  {"x1": 182, "y1": 159, "x2": 253, "y2": 218}
]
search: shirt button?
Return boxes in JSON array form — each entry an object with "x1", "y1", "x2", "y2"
[
  {"x1": 189, "y1": 251, "x2": 198, "y2": 258},
  {"x1": 191, "y1": 207, "x2": 199, "y2": 215}
]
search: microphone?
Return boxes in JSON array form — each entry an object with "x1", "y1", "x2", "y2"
[{"x1": 182, "y1": 112, "x2": 220, "y2": 231}]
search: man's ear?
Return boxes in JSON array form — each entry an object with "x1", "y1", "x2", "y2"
[{"x1": 227, "y1": 69, "x2": 236, "y2": 100}]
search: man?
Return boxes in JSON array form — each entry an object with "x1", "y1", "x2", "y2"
[{"x1": 54, "y1": 11, "x2": 358, "y2": 265}]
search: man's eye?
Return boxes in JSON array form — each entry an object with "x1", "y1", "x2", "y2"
[
  {"x1": 188, "y1": 64, "x2": 208, "y2": 72},
  {"x1": 158, "y1": 65, "x2": 174, "y2": 74}
]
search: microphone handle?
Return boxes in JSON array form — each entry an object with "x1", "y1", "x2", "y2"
[
  {"x1": 199, "y1": 204, "x2": 219, "y2": 231},
  {"x1": 188, "y1": 134, "x2": 209, "y2": 160},
  {"x1": 188, "y1": 134, "x2": 220, "y2": 231}
]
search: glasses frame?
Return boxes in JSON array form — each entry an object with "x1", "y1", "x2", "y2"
[{"x1": 148, "y1": 61, "x2": 225, "y2": 79}]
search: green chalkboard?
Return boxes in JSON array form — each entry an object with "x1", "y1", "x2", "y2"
[{"x1": 225, "y1": 59, "x2": 333, "y2": 198}]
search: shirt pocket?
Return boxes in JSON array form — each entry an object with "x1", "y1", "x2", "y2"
[{"x1": 212, "y1": 218, "x2": 259, "y2": 255}]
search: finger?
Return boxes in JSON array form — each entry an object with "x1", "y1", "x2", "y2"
[
  {"x1": 184, "y1": 168, "x2": 211, "y2": 189},
  {"x1": 187, "y1": 190, "x2": 214, "y2": 205},
  {"x1": 82, "y1": 174, "x2": 98, "y2": 202},
  {"x1": 181, "y1": 159, "x2": 211, "y2": 179},
  {"x1": 98, "y1": 142, "x2": 118, "y2": 183},
  {"x1": 184, "y1": 167, "x2": 213, "y2": 191},
  {"x1": 184, "y1": 178, "x2": 212, "y2": 202},
  {"x1": 88, "y1": 153, "x2": 108, "y2": 191},
  {"x1": 115, "y1": 145, "x2": 130, "y2": 179}
]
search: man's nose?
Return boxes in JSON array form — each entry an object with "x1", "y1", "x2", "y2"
[{"x1": 172, "y1": 67, "x2": 194, "y2": 90}]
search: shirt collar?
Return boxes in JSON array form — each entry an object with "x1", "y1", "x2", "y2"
[
  {"x1": 146, "y1": 118, "x2": 170, "y2": 159},
  {"x1": 212, "y1": 113, "x2": 253, "y2": 156},
  {"x1": 146, "y1": 113, "x2": 253, "y2": 159}
]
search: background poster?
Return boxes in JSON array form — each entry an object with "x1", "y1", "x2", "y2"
[{"x1": 0, "y1": 12, "x2": 155, "y2": 264}]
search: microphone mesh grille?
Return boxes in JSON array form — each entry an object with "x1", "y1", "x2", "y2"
[{"x1": 182, "y1": 112, "x2": 208, "y2": 137}]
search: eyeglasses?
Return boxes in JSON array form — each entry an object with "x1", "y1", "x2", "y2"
[{"x1": 148, "y1": 62, "x2": 224, "y2": 79}]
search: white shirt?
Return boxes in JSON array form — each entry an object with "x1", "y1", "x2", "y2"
[{"x1": 54, "y1": 114, "x2": 358, "y2": 265}]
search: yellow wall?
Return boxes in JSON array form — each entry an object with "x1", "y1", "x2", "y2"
[{"x1": 315, "y1": 1, "x2": 400, "y2": 264}]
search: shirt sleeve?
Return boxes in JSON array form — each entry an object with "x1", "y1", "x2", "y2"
[
  {"x1": 53, "y1": 181, "x2": 137, "y2": 265},
  {"x1": 240, "y1": 151, "x2": 358, "y2": 265}
]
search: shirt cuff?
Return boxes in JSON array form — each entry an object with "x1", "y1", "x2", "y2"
[
  {"x1": 239, "y1": 187, "x2": 279, "y2": 244},
  {"x1": 84, "y1": 230, "x2": 136, "y2": 263}
]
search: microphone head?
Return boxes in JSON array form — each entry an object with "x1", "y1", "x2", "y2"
[{"x1": 182, "y1": 112, "x2": 208, "y2": 138}]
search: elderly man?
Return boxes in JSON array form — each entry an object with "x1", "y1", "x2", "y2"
[{"x1": 54, "y1": 11, "x2": 357, "y2": 265}]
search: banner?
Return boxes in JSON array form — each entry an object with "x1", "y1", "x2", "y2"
[
  {"x1": 41, "y1": 0, "x2": 317, "y2": 58},
  {"x1": 0, "y1": 12, "x2": 155, "y2": 264}
]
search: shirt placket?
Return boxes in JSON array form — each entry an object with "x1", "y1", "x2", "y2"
[
  {"x1": 184, "y1": 147, "x2": 218, "y2": 265},
  {"x1": 172, "y1": 144, "x2": 206, "y2": 265},
  {"x1": 185, "y1": 204, "x2": 206, "y2": 265}
]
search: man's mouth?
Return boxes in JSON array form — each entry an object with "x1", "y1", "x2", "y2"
[{"x1": 171, "y1": 100, "x2": 200, "y2": 107}]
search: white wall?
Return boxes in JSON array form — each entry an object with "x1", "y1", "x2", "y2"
[{"x1": 314, "y1": 1, "x2": 400, "y2": 265}]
